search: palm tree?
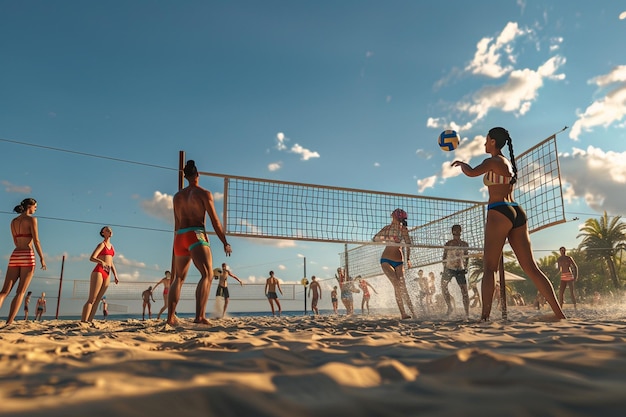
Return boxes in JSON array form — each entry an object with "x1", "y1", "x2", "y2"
[{"x1": 577, "y1": 211, "x2": 626, "y2": 289}]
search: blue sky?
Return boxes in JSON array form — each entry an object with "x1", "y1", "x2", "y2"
[{"x1": 1, "y1": 1, "x2": 625, "y2": 315}]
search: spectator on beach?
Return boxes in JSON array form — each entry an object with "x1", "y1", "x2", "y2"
[
  {"x1": 441, "y1": 224, "x2": 470, "y2": 319},
  {"x1": 153, "y1": 271, "x2": 172, "y2": 320},
  {"x1": 265, "y1": 271, "x2": 283, "y2": 316},
  {"x1": 35, "y1": 292, "x2": 46, "y2": 321},
  {"x1": 308, "y1": 276, "x2": 322, "y2": 315},
  {"x1": 215, "y1": 263, "x2": 243, "y2": 318},
  {"x1": 428, "y1": 272, "x2": 437, "y2": 306},
  {"x1": 452, "y1": 127, "x2": 565, "y2": 321},
  {"x1": 358, "y1": 277, "x2": 377, "y2": 315},
  {"x1": 168, "y1": 160, "x2": 232, "y2": 326},
  {"x1": 23, "y1": 291, "x2": 32, "y2": 321},
  {"x1": 81, "y1": 226, "x2": 119, "y2": 323},
  {"x1": 331, "y1": 286, "x2": 339, "y2": 314},
  {"x1": 0, "y1": 198, "x2": 46, "y2": 325},
  {"x1": 101, "y1": 296, "x2": 108, "y2": 320},
  {"x1": 557, "y1": 247, "x2": 578, "y2": 309},
  {"x1": 415, "y1": 269, "x2": 430, "y2": 313},
  {"x1": 142, "y1": 286, "x2": 155, "y2": 320},
  {"x1": 336, "y1": 267, "x2": 356, "y2": 315},
  {"x1": 373, "y1": 208, "x2": 416, "y2": 320},
  {"x1": 469, "y1": 283, "x2": 481, "y2": 308}
]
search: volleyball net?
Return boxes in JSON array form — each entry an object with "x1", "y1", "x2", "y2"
[{"x1": 193, "y1": 132, "x2": 564, "y2": 279}]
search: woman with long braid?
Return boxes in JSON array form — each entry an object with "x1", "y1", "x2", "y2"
[{"x1": 452, "y1": 127, "x2": 565, "y2": 321}]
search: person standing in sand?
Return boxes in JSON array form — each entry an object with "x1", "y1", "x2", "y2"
[
  {"x1": 81, "y1": 226, "x2": 119, "y2": 323},
  {"x1": 168, "y1": 160, "x2": 232, "y2": 326},
  {"x1": 152, "y1": 271, "x2": 172, "y2": 320},
  {"x1": 0, "y1": 198, "x2": 46, "y2": 325},
  {"x1": 101, "y1": 296, "x2": 108, "y2": 320},
  {"x1": 308, "y1": 276, "x2": 322, "y2": 315},
  {"x1": 23, "y1": 291, "x2": 32, "y2": 321},
  {"x1": 142, "y1": 286, "x2": 155, "y2": 320},
  {"x1": 265, "y1": 271, "x2": 283, "y2": 316},
  {"x1": 358, "y1": 277, "x2": 377, "y2": 315},
  {"x1": 373, "y1": 208, "x2": 416, "y2": 320},
  {"x1": 215, "y1": 263, "x2": 243, "y2": 318},
  {"x1": 35, "y1": 292, "x2": 46, "y2": 321},
  {"x1": 336, "y1": 267, "x2": 354, "y2": 315},
  {"x1": 452, "y1": 127, "x2": 565, "y2": 321},
  {"x1": 441, "y1": 224, "x2": 470, "y2": 319},
  {"x1": 556, "y1": 247, "x2": 578, "y2": 309},
  {"x1": 331, "y1": 286, "x2": 338, "y2": 314}
]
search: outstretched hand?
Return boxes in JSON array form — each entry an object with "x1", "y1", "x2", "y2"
[{"x1": 224, "y1": 243, "x2": 232, "y2": 256}]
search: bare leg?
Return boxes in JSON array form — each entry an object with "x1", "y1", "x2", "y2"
[
  {"x1": 157, "y1": 293, "x2": 167, "y2": 319},
  {"x1": 275, "y1": 299, "x2": 282, "y2": 316},
  {"x1": 569, "y1": 282, "x2": 577, "y2": 309},
  {"x1": 381, "y1": 263, "x2": 409, "y2": 318},
  {"x1": 82, "y1": 272, "x2": 104, "y2": 322},
  {"x1": 481, "y1": 211, "x2": 511, "y2": 320},
  {"x1": 268, "y1": 299, "x2": 276, "y2": 316},
  {"x1": 441, "y1": 278, "x2": 453, "y2": 315},
  {"x1": 558, "y1": 281, "x2": 566, "y2": 306},
  {"x1": 87, "y1": 280, "x2": 109, "y2": 322},
  {"x1": 223, "y1": 297, "x2": 229, "y2": 317},
  {"x1": 459, "y1": 284, "x2": 470, "y2": 318},
  {"x1": 0, "y1": 268, "x2": 20, "y2": 312},
  {"x1": 169, "y1": 257, "x2": 192, "y2": 326},
  {"x1": 508, "y1": 225, "x2": 565, "y2": 320},
  {"x1": 6, "y1": 267, "x2": 35, "y2": 324},
  {"x1": 191, "y1": 246, "x2": 213, "y2": 325}
]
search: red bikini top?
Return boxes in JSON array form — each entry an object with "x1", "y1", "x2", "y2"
[{"x1": 98, "y1": 245, "x2": 115, "y2": 257}]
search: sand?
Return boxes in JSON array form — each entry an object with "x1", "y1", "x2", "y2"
[{"x1": 1, "y1": 307, "x2": 626, "y2": 417}]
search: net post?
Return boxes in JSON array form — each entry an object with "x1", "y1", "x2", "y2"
[
  {"x1": 55, "y1": 255, "x2": 65, "y2": 319},
  {"x1": 499, "y1": 254, "x2": 507, "y2": 320},
  {"x1": 178, "y1": 150, "x2": 185, "y2": 191}
]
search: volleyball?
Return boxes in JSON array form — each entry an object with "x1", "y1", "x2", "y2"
[{"x1": 438, "y1": 130, "x2": 460, "y2": 151}]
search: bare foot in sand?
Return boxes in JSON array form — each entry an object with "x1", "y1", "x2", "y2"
[{"x1": 193, "y1": 317, "x2": 210, "y2": 325}]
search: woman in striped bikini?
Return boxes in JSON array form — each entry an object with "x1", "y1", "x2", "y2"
[
  {"x1": 452, "y1": 127, "x2": 565, "y2": 321},
  {"x1": 0, "y1": 198, "x2": 46, "y2": 324}
]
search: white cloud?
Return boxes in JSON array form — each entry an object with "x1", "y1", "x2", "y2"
[
  {"x1": 290, "y1": 143, "x2": 320, "y2": 161},
  {"x1": 559, "y1": 146, "x2": 626, "y2": 214},
  {"x1": 268, "y1": 162, "x2": 282, "y2": 172},
  {"x1": 458, "y1": 55, "x2": 566, "y2": 121},
  {"x1": 569, "y1": 66, "x2": 626, "y2": 141},
  {"x1": 417, "y1": 175, "x2": 437, "y2": 193},
  {"x1": 2, "y1": 180, "x2": 32, "y2": 194},
  {"x1": 274, "y1": 132, "x2": 320, "y2": 161},
  {"x1": 140, "y1": 191, "x2": 173, "y2": 223},
  {"x1": 465, "y1": 22, "x2": 529, "y2": 78},
  {"x1": 276, "y1": 132, "x2": 287, "y2": 150}
]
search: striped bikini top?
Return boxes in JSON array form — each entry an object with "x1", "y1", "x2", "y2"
[{"x1": 483, "y1": 171, "x2": 513, "y2": 186}]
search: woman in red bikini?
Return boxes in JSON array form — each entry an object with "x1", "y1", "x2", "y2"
[
  {"x1": 0, "y1": 198, "x2": 46, "y2": 324},
  {"x1": 81, "y1": 226, "x2": 119, "y2": 323},
  {"x1": 452, "y1": 127, "x2": 565, "y2": 321}
]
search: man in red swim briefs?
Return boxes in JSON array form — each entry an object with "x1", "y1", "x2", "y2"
[{"x1": 167, "y1": 160, "x2": 232, "y2": 326}]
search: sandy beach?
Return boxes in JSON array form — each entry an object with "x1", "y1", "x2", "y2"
[{"x1": 1, "y1": 307, "x2": 626, "y2": 417}]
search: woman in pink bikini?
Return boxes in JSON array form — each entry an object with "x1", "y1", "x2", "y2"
[
  {"x1": 81, "y1": 226, "x2": 119, "y2": 323},
  {"x1": 373, "y1": 208, "x2": 416, "y2": 320},
  {"x1": 0, "y1": 198, "x2": 46, "y2": 324}
]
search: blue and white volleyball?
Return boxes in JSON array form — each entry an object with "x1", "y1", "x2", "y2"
[{"x1": 438, "y1": 130, "x2": 460, "y2": 151}]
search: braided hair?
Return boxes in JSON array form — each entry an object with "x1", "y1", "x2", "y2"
[{"x1": 488, "y1": 127, "x2": 518, "y2": 185}]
